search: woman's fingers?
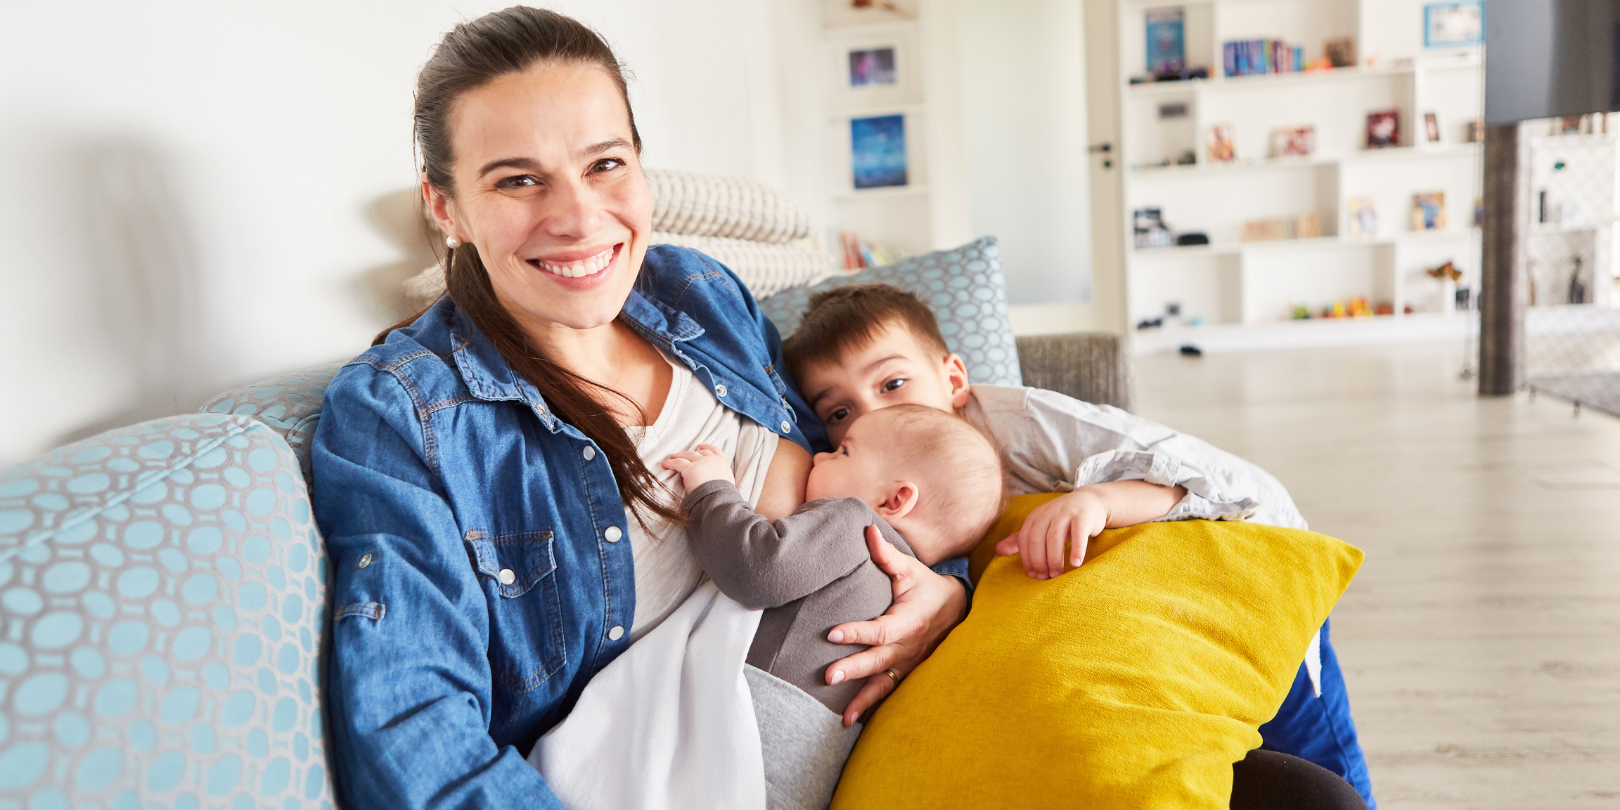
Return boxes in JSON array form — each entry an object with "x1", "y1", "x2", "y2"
[
  {"x1": 826, "y1": 635, "x2": 902, "y2": 690},
  {"x1": 840, "y1": 669, "x2": 897, "y2": 727}
]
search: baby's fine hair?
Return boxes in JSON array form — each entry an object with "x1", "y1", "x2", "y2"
[
  {"x1": 874, "y1": 404, "x2": 1007, "y2": 558},
  {"x1": 782, "y1": 284, "x2": 950, "y2": 384}
]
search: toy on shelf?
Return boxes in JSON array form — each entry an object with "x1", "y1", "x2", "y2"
[
  {"x1": 1208, "y1": 123, "x2": 1236, "y2": 163},
  {"x1": 1426, "y1": 260, "x2": 1462, "y2": 283},
  {"x1": 1288, "y1": 297, "x2": 1383, "y2": 320},
  {"x1": 1412, "y1": 192, "x2": 1447, "y2": 230}
]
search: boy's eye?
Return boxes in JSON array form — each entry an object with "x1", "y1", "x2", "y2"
[
  {"x1": 826, "y1": 407, "x2": 850, "y2": 423},
  {"x1": 881, "y1": 377, "x2": 908, "y2": 393}
]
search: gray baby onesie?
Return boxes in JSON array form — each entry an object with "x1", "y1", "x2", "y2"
[{"x1": 682, "y1": 479, "x2": 916, "y2": 713}]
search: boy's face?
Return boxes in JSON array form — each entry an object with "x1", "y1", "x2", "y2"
[
  {"x1": 797, "y1": 321, "x2": 971, "y2": 446},
  {"x1": 804, "y1": 412, "x2": 894, "y2": 504}
]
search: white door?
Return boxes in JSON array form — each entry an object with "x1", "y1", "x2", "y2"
[{"x1": 1082, "y1": 0, "x2": 1128, "y2": 334}]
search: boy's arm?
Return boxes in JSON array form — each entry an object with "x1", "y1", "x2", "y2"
[
  {"x1": 992, "y1": 480, "x2": 1187, "y2": 580},
  {"x1": 683, "y1": 481, "x2": 876, "y2": 610},
  {"x1": 1005, "y1": 387, "x2": 1297, "y2": 526}
]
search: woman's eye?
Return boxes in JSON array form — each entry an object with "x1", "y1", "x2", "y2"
[
  {"x1": 881, "y1": 377, "x2": 908, "y2": 393},
  {"x1": 494, "y1": 175, "x2": 539, "y2": 189},
  {"x1": 826, "y1": 407, "x2": 850, "y2": 423},
  {"x1": 591, "y1": 158, "x2": 626, "y2": 173}
]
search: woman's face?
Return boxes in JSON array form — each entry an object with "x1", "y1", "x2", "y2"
[{"x1": 429, "y1": 61, "x2": 650, "y2": 334}]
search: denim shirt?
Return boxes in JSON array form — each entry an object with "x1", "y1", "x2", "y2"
[{"x1": 310, "y1": 246, "x2": 826, "y2": 809}]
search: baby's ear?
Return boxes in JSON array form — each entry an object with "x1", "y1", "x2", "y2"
[
  {"x1": 875, "y1": 482, "x2": 920, "y2": 521},
  {"x1": 943, "y1": 353, "x2": 971, "y2": 409}
]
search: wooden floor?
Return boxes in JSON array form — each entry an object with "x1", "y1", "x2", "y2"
[{"x1": 1135, "y1": 342, "x2": 1620, "y2": 809}]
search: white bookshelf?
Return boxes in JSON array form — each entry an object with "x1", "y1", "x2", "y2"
[
  {"x1": 819, "y1": 0, "x2": 945, "y2": 258},
  {"x1": 1115, "y1": 0, "x2": 1485, "y2": 348}
]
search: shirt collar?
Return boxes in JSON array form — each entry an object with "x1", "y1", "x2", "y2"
[{"x1": 447, "y1": 289, "x2": 704, "y2": 431}]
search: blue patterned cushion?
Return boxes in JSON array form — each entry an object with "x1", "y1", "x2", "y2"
[
  {"x1": 757, "y1": 236, "x2": 1021, "y2": 386},
  {"x1": 199, "y1": 362, "x2": 347, "y2": 485},
  {"x1": 0, "y1": 414, "x2": 333, "y2": 809}
]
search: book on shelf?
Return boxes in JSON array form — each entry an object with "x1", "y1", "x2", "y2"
[
  {"x1": 838, "y1": 230, "x2": 908, "y2": 270},
  {"x1": 1144, "y1": 8, "x2": 1185, "y2": 78},
  {"x1": 1223, "y1": 38, "x2": 1305, "y2": 77}
]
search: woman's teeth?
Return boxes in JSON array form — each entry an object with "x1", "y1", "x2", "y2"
[{"x1": 536, "y1": 247, "x2": 613, "y2": 278}]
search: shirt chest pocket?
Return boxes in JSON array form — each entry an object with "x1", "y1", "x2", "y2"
[{"x1": 463, "y1": 530, "x2": 567, "y2": 690}]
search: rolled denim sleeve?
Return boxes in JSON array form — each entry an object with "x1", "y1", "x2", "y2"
[{"x1": 312, "y1": 364, "x2": 565, "y2": 810}]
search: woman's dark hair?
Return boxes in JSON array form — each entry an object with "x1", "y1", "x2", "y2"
[{"x1": 377, "y1": 6, "x2": 681, "y2": 528}]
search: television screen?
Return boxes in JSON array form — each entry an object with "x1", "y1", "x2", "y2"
[{"x1": 1486, "y1": 0, "x2": 1620, "y2": 124}]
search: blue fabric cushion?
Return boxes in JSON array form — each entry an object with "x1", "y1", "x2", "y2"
[
  {"x1": 0, "y1": 414, "x2": 334, "y2": 808},
  {"x1": 757, "y1": 236, "x2": 1021, "y2": 386},
  {"x1": 200, "y1": 362, "x2": 347, "y2": 485}
]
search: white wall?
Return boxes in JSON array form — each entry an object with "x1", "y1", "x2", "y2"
[
  {"x1": 0, "y1": 1, "x2": 824, "y2": 466},
  {"x1": 956, "y1": 0, "x2": 1093, "y2": 306}
]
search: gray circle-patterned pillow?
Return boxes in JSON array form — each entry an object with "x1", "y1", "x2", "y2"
[
  {"x1": 757, "y1": 236, "x2": 1021, "y2": 386},
  {"x1": 0, "y1": 414, "x2": 333, "y2": 809}
]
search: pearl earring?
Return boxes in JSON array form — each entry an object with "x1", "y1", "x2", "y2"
[{"x1": 446, "y1": 235, "x2": 460, "y2": 249}]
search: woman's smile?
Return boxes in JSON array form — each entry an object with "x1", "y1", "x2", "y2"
[{"x1": 530, "y1": 242, "x2": 622, "y2": 284}]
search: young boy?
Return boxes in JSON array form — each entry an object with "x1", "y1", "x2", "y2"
[
  {"x1": 662, "y1": 403, "x2": 1005, "y2": 715},
  {"x1": 779, "y1": 283, "x2": 1375, "y2": 808}
]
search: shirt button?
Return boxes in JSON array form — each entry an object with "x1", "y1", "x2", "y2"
[
  {"x1": 608, "y1": 625, "x2": 625, "y2": 641},
  {"x1": 498, "y1": 568, "x2": 516, "y2": 585},
  {"x1": 604, "y1": 526, "x2": 623, "y2": 543},
  {"x1": 780, "y1": 421, "x2": 791, "y2": 433},
  {"x1": 356, "y1": 553, "x2": 374, "y2": 570},
  {"x1": 714, "y1": 384, "x2": 727, "y2": 398},
  {"x1": 582, "y1": 446, "x2": 596, "y2": 461}
]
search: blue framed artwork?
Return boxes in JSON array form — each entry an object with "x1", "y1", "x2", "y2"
[
  {"x1": 1424, "y1": 1, "x2": 1483, "y2": 48},
  {"x1": 851, "y1": 114, "x2": 907, "y2": 189},
  {"x1": 1144, "y1": 8, "x2": 1186, "y2": 77}
]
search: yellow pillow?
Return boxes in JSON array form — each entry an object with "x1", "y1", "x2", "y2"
[{"x1": 830, "y1": 493, "x2": 1363, "y2": 810}]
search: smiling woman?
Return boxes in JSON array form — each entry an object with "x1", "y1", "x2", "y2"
[{"x1": 313, "y1": 7, "x2": 971, "y2": 810}]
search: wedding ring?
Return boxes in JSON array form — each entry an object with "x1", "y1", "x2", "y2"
[{"x1": 882, "y1": 667, "x2": 902, "y2": 685}]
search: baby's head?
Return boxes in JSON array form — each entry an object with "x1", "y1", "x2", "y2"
[
  {"x1": 783, "y1": 284, "x2": 972, "y2": 446},
  {"x1": 805, "y1": 404, "x2": 1005, "y2": 565}
]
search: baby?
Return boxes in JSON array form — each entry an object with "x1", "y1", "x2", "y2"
[{"x1": 662, "y1": 403, "x2": 1004, "y2": 715}]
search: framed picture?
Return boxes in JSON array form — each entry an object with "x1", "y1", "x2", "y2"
[
  {"x1": 851, "y1": 114, "x2": 908, "y2": 189},
  {"x1": 1424, "y1": 112, "x2": 1441, "y2": 143},
  {"x1": 1412, "y1": 191, "x2": 1448, "y2": 231},
  {"x1": 1270, "y1": 125, "x2": 1316, "y2": 158},
  {"x1": 1145, "y1": 8, "x2": 1186, "y2": 77},
  {"x1": 1366, "y1": 109, "x2": 1400, "y2": 149},
  {"x1": 1424, "y1": 2, "x2": 1483, "y2": 48},
  {"x1": 1348, "y1": 196, "x2": 1378, "y2": 238},
  {"x1": 1325, "y1": 36, "x2": 1356, "y2": 68},
  {"x1": 849, "y1": 47, "x2": 897, "y2": 87},
  {"x1": 1207, "y1": 123, "x2": 1236, "y2": 163}
]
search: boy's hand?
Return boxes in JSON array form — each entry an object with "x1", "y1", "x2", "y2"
[
  {"x1": 661, "y1": 444, "x2": 734, "y2": 492},
  {"x1": 993, "y1": 488, "x2": 1108, "y2": 579}
]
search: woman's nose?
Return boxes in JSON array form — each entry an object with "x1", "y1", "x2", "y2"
[{"x1": 540, "y1": 177, "x2": 606, "y2": 238}]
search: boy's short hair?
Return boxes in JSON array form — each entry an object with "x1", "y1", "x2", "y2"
[
  {"x1": 782, "y1": 284, "x2": 950, "y2": 384},
  {"x1": 876, "y1": 404, "x2": 1007, "y2": 559}
]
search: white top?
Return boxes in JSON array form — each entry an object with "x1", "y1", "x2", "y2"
[
  {"x1": 625, "y1": 351, "x2": 779, "y2": 640},
  {"x1": 964, "y1": 384, "x2": 1307, "y2": 530}
]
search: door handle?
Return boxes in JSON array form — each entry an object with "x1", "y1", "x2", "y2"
[{"x1": 1089, "y1": 142, "x2": 1113, "y2": 169}]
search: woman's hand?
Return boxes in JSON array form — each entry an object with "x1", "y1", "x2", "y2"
[
  {"x1": 826, "y1": 525, "x2": 968, "y2": 727},
  {"x1": 993, "y1": 488, "x2": 1108, "y2": 579}
]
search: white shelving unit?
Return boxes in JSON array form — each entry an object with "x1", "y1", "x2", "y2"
[
  {"x1": 819, "y1": 0, "x2": 944, "y2": 257},
  {"x1": 1115, "y1": 0, "x2": 1485, "y2": 350}
]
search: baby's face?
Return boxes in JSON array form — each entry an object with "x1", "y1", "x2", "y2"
[
  {"x1": 804, "y1": 411, "x2": 901, "y2": 506},
  {"x1": 796, "y1": 321, "x2": 969, "y2": 446}
]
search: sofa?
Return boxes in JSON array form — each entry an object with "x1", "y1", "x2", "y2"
[{"x1": 0, "y1": 172, "x2": 1127, "y2": 807}]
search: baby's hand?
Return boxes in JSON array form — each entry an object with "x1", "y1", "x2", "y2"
[
  {"x1": 993, "y1": 488, "x2": 1108, "y2": 580},
  {"x1": 661, "y1": 444, "x2": 734, "y2": 492}
]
